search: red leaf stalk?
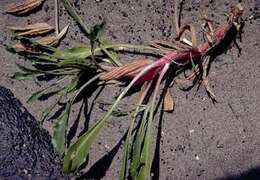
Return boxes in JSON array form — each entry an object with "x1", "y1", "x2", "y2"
[{"x1": 101, "y1": 4, "x2": 243, "y2": 85}]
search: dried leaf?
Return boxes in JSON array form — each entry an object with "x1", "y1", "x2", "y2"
[
  {"x1": 163, "y1": 88, "x2": 174, "y2": 112},
  {"x1": 36, "y1": 36, "x2": 58, "y2": 46},
  {"x1": 7, "y1": 23, "x2": 54, "y2": 36},
  {"x1": 11, "y1": 24, "x2": 69, "y2": 48},
  {"x1": 7, "y1": 23, "x2": 50, "y2": 31},
  {"x1": 38, "y1": 24, "x2": 69, "y2": 46},
  {"x1": 5, "y1": 0, "x2": 45, "y2": 15},
  {"x1": 56, "y1": 24, "x2": 70, "y2": 40}
]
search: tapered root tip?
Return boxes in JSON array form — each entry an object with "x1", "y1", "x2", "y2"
[
  {"x1": 236, "y1": 3, "x2": 243, "y2": 11},
  {"x1": 231, "y1": 3, "x2": 244, "y2": 19}
]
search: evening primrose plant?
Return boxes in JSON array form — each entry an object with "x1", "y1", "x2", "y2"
[
  {"x1": 5, "y1": 0, "x2": 166, "y2": 177},
  {"x1": 5, "y1": 0, "x2": 244, "y2": 179}
]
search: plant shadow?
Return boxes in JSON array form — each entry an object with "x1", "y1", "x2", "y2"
[
  {"x1": 66, "y1": 83, "x2": 105, "y2": 147},
  {"x1": 217, "y1": 166, "x2": 260, "y2": 180},
  {"x1": 77, "y1": 132, "x2": 127, "y2": 180}
]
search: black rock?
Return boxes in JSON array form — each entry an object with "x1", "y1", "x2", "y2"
[{"x1": 0, "y1": 86, "x2": 67, "y2": 179}]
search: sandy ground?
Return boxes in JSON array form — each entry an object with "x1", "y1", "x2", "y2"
[{"x1": 0, "y1": 0, "x2": 260, "y2": 179}]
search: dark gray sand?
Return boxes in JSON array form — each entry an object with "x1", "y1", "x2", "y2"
[
  {"x1": 0, "y1": 0, "x2": 260, "y2": 179},
  {"x1": 0, "y1": 87, "x2": 66, "y2": 179}
]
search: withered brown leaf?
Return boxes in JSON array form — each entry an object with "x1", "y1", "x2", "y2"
[
  {"x1": 7, "y1": 23, "x2": 54, "y2": 36},
  {"x1": 163, "y1": 88, "x2": 175, "y2": 112},
  {"x1": 11, "y1": 24, "x2": 69, "y2": 50},
  {"x1": 36, "y1": 24, "x2": 70, "y2": 46},
  {"x1": 5, "y1": 0, "x2": 45, "y2": 15},
  {"x1": 37, "y1": 36, "x2": 58, "y2": 46}
]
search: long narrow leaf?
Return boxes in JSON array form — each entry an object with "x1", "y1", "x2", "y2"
[
  {"x1": 130, "y1": 106, "x2": 150, "y2": 178},
  {"x1": 52, "y1": 102, "x2": 72, "y2": 155},
  {"x1": 13, "y1": 72, "x2": 39, "y2": 80},
  {"x1": 136, "y1": 63, "x2": 170, "y2": 179},
  {"x1": 58, "y1": 58, "x2": 96, "y2": 70},
  {"x1": 15, "y1": 35, "x2": 56, "y2": 52},
  {"x1": 137, "y1": 113, "x2": 152, "y2": 180},
  {"x1": 63, "y1": 61, "x2": 160, "y2": 172},
  {"x1": 66, "y1": 75, "x2": 81, "y2": 93},
  {"x1": 63, "y1": 111, "x2": 107, "y2": 172},
  {"x1": 27, "y1": 77, "x2": 66, "y2": 103},
  {"x1": 119, "y1": 82, "x2": 152, "y2": 180},
  {"x1": 16, "y1": 62, "x2": 78, "y2": 76},
  {"x1": 54, "y1": 46, "x2": 92, "y2": 59},
  {"x1": 101, "y1": 48, "x2": 122, "y2": 66},
  {"x1": 40, "y1": 94, "x2": 63, "y2": 124},
  {"x1": 61, "y1": 0, "x2": 90, "y2": 35},
  {"x1": 27, "y1": 86, "x2": 53, "y2": 103},
  {"x1": 16, "y1": 63, "x2": 42, "y2": 73}
]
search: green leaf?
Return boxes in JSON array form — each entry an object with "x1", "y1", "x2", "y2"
[
  {"x1": 63, "y1": 78, "x2": 134, "y2": 172},
  {"x1": 40, "y1": 94, "x2": 63, "y2": 124},
  {"x1": 88, "y1": 22, "x2": 105, "y2": 42},
  {"x1": 52, "y1": 102, "x2": 72, "y2": 155},
  {"x1": 12, "y1": 72, "x2": 38, "y2": 80},
  {"x1": 111, "y1": 110, "x2": 128, "y2": 117},
  {"x1": 130, "y1": 106, "x2": 150, "y2": 179},
  {"x1": 63, "y1": 112, "x2": 108, "y2": 172},
  {"x1": 63, "y1": 59, "x2": 159, "y2": 173},
  {"x1": 97, "y1": 36, "x2": 122, "y2": 66},
  {"x1": 25, "y1": 53, "x2": 58, "y2": 63},
  {"x1": 27, "y1": 80, "x2": 63, "y2": 103},
  {"x1": 88, "y1": 22, "x2": 106, "y2": 64},
  {"x1": 119, "y1": 104, "x2": 148, "y2": 180},
  {"x1": 40, "y1": 74, "x2": 85, "y2": 124},
  {"x1": 58, "y1": 58, "x2": 96, "y2": 70},
  {"x1": 66, "y1": 76, "x2": 80, "y2": 93},
  {"x1": 136, "y1": 63, "x2": 169, "y2": 179},
  {"x1": 101, "y1": 48, "x2": 122, "y2": 66},
  {"x1": 98, "y1": 101, "x2": 128, "y2": 117},
  {"x1": 27, "y1": 88, "x2": 49, "y2": 103},
  {"x1": 5, "y1": 43, "x2": 58, "y2": 62},
  {"x1": 190, "y1": 58, "x2": 196, "y2": 69},
  {"x1": 52, "y1": 74, "x2": 94, "y2": 154},
  {"x1": 119, "y1": 131, "x2": 130, "y2": 180},
  {"x1": 62, "y1": 75, "x2": 106, "y2": 172},
  {"x1": 61, "y1": 0, "x2": 90, "y2": 35},
  {"x1": 15, "y1": 63, "x2": 73, "y2": 77},
  {"x1": 137, "y1": 116, "x2": 152, "y2": 180},
  {"x1": 54, "y1": 46, "x2": 92, "y2": 59},
  {"x1": 16, "y1": 63, "x2": 40, "y2": 73}
]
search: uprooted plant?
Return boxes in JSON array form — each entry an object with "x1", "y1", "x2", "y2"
[{"x1": 4, "y1": 0, "x2": 245, "y2": 179}]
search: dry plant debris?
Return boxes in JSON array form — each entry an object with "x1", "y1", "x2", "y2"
[
  {"x1": 36, "y1": 24, "x2": 69, "y2": 46},
  {"x1": 5, "y1": 0, "x2": 45, "y2": 15},
  {"x1": 7, "y1": 23, "x2": 54, "y2": 36}
]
